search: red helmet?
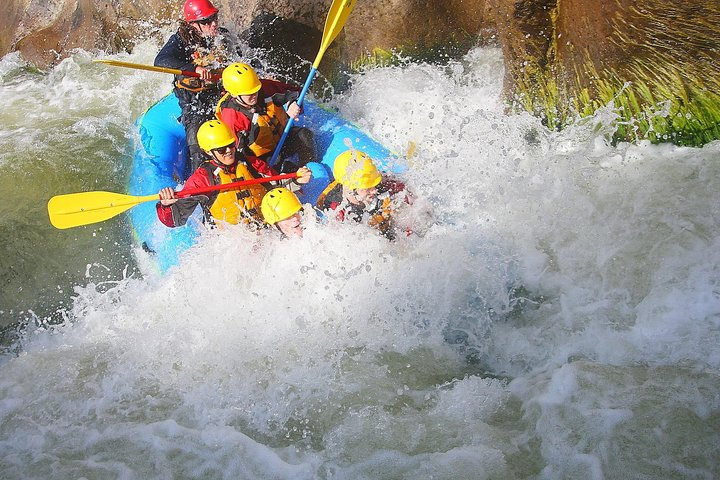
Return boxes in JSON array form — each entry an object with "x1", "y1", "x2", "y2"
[{"x1": 183, "y1": 0, "x2": 218, "y2": 22}]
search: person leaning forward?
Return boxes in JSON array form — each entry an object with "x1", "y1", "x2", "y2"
[
  {"x1": 316, "y1": 150, "x2": 411, "y2": 240},
  {"x1": 216, "y1": 62, "x2": 317, "y2": 173},
  {"x1": 157, "y1": 120, "x2": 311, "y2": 228},
  {"x1": 261, "y1": 187, "x2": 305, "y2": 238},
  {"x1": 155, "y1": 0, "x2": 243, "y2": 171}
]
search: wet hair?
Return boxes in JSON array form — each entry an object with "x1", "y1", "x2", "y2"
[{"x1": 178, "y1": 20, "x2": 204, "y2": 45}]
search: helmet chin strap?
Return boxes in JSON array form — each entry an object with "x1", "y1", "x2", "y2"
[
  {"x1": 210, "y1": 151, "x2": 237, "y2": 171},
  {"x1": 235, "y1": 95, "x2": 256, "y2": 110}
]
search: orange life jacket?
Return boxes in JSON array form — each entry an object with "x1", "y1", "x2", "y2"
[{"x1": 216, "y1": 93, "x2": 289, "y2": 157}]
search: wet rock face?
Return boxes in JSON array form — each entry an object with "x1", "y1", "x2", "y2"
[
  {"x1": 2, "y1": 0, "x2": 718, "y2": 145},
  {"x1": 492, "y1": 0, "x2": 720, "y2": 145},
  {"x1": 1, "y1": 0, "x2": 175, "y2": 66},
  {"x1": 1, "y1": 0, "x2": 494, "y2": 67}
]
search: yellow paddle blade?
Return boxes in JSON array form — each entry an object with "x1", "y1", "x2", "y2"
[
  {"x1": 48, "y1": 191, "x2": 158, "y2": 230},
  {"x1": 313, "y1": 0, "x2": 357, "y2": 67},
  {"x1": 93, "y1": 59, "x2": 184, "y2": 76}
]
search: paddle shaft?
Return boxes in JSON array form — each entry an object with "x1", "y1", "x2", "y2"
[
  {"x1": 83, "y1": 173, "x2": 299, "y2": 210},
  {"x1": 175, "y1": 172, "x2": 298, "y2": 199},
  {"x1": 48, "y1": 173, "x2": 298, "y2": 229},
  {"x1": 268, "y1": 68, "x2": 317, "y2": 168},
  {"x1": 268, "y1": 0, "x2": 356, "y2": 168},
  {"x1": 94, "y1": 59, "x2": 222, "y2": 81}
]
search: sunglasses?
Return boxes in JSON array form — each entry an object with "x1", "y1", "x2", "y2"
[
  {"x1": 196, "y1": 13, "x2": 218, "y2": 26},
  {"x1": 213, "y1": 143, "x2": 235, "y2": 155}
]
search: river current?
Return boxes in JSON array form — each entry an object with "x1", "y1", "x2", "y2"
[{"x1": 0, "y1": 38, "x2": 718, "y2": 479}]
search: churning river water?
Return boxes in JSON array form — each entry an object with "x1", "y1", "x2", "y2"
[{"x1": 0, "y1": 37, "x2": 718, "y2": 479}]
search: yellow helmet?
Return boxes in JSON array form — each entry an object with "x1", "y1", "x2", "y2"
[
  {"x1": 222, "y1": 62, "x2": 262, "y2": 96},
  {"x1": 197, "y1": 120, "x2": 235, "y2": 152},
  {"x1": 332, "y1": 150, "x2": 382, "y2": 190},
  {"x1": 261, "y1": 187, "x2": 302, "y2": 225}
]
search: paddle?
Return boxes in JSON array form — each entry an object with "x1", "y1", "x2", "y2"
[
  {"x1": 48, "y1": 173, "x2": 298, "y2": 230},
  {"x1": 93, "y1": 59, "x2": 222, "y2": 81},
  {"x1": 267, "y1": 0, "x2": 357, "y2": 168}
]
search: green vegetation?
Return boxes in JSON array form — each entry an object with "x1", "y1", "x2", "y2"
[
  {"x1": 341, "y1": 1, "x2": 720, "y2": 148},
  {"x1": 349, "y1": 47, "x2": 399, "y2": 71},
  {"x1": 514, "y1": 60, "x2": 720, "y2": 147},
  {"x1": 510, "y1": 0, "x2": 720, "y2": 147},
  {"x1": 349, "y1": 45, "x2": 720, "y2": 147}
]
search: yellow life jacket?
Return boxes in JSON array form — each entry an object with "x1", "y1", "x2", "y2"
[
  {"x1": 207, "y1": 163, "x2": 266, "y2": 225},
  {"x1": 216, "y1": 93, "x2": 289, "y2": 157},
  {"x1": 316, "y1": 181, "x2": 341, "y2": 210}
]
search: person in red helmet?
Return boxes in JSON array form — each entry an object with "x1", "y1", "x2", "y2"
[{"x1": 155, "y1": 0, "x2": 244, "y2": 172}]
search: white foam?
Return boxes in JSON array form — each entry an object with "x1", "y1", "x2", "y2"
[{"x1": 1, "y1": 44, "x2": 719, "y2": 478}]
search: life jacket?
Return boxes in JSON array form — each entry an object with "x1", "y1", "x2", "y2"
[
  {"x1": 216, "y1": 93, "x2": 289, "y2": 157},
  {"x1": 202, "y1": 161, "x2": 266, "y2": 225},
  {"x1": 317, "y1": 181, "x2": 394, "y2": 237},
  {"x1": 175, "y1": 38, "x2": 228, "y2": 93},
  {"x1": 176, "y1": 75, "x2": 220, "y2": 93},
  {"x1": 316, "y1": 181, "x2": 342, "y2": 212},
  {"x1": 367, "y1": 196, "x2": 394, "y2": 237}
]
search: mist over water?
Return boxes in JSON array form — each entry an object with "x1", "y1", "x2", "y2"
[{"x1": 1, "y1": 43, "x2": 718, "y2": 479}]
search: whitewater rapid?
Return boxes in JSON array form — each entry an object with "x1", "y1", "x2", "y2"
[{"x1": 0, "y1": 41, "x2": 718, "y2": 479}]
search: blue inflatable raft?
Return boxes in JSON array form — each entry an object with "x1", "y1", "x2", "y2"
[{"x1": 128, "y1": 93, "x2": 399, "y2": 272}]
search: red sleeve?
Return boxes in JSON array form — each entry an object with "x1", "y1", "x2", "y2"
[
  {"x1": 182, "y1": 168, "x2": 214, "y2": 190},
  {"x1": 335, "y1": 207, "x2": 345, "y2": 222},
  {"x1": 261, "y1": 79, "x2": 302, "y2": 109},
  {"x1": 156, "y1": 202, "x2": 175, "y2": 227},
  {"x1": 155, "y1": 168, "x2": 214, "y2": 227},
  {"x1": 246, "y1": 155, "x2": 278, "y2": 177},
  {"x1": 381, "y1": 178, "x2": 413, "y2": 205},
  {"x1": 218, "y1": 107, "x2": 251, "y2": 145},
  {"x1": 381, "y1": 178, "x2": 405, "y2": 195}
]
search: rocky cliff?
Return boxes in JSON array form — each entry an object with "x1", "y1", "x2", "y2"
[
  {"x1": 1, "y1": 0, "x2": 493, "y2": 68},
  {"x1": 493, "y1": 0, "x2": 720, "y2": 145},
  {"x1": 2, "y1": 0, "x2": 718, "y2": 146}
]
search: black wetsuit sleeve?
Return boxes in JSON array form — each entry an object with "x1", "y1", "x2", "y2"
[
  {"x1": 167, "y1": 196, "x2": 208, "y2": 227},
  {"x1": 270, "y1": 90, "x2": 300, "y2": 107},
  {"x1": 154, "y1": 33, "x2": 195, "y2": 72}
]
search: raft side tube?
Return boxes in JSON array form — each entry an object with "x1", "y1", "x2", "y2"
[{"x1": 128, "y1": 93, "x2": 403, "y2": 272}]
